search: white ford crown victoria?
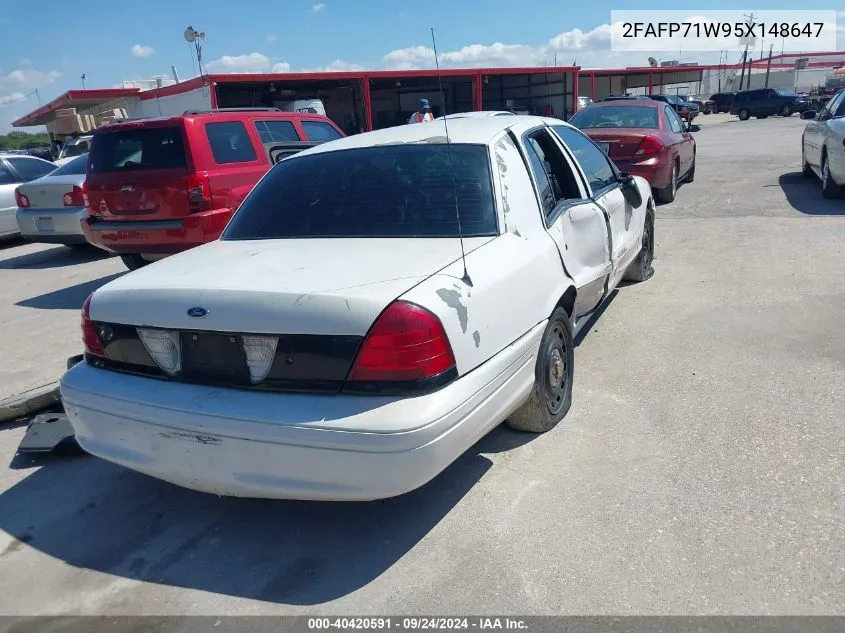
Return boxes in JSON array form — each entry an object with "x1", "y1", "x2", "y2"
[{"x1": 61, "y1": 116, "x2": 655, "y2": 501}]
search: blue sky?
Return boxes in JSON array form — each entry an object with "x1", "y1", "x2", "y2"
[{"x1": 1, "y1": 0, "x2": 842, "y2": 131}]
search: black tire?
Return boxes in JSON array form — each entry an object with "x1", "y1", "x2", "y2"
[
  {"x1": 780, "y1": 104, "x2": 792, "y2": 117},
  {"x1": 654, "y1": 161, "x2": 678, "y2": 204},
  {"x1": 821, "y1": 152, "x2": 841, "y2": 199},
  {"x1": 623, "y1": 207, "x2": 655, "y2": 283},
  {"x1": 120, "y1": 254, "x2": 150, "y2": 271},
  {"x1": 686, "y1": 153, "x2": 696, "y2": 183},
  {"x1": 802, "y1": 144, "x2": 813, "y2": 177},
  {"x1": 738, "y1": 108, "x2": 750, "y2": 121},
  {"x1": 506, "y1": 307, "x2": 574, "y2": 434}
]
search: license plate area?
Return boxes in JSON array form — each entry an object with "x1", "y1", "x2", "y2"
[
  {"x1": 180, "y1": 332, "x2": 251, "y2": 384},
  {"x1": 34, "y1": 217, "x2": 54, "y2": 232}
]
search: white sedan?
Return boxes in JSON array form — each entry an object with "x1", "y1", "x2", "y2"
[
  {"x1": 801, "y1": 88, "x2": 845, "y2": 198},
  {"x1": 61, "y1": 116, "x2": 655, "y2": 501}
]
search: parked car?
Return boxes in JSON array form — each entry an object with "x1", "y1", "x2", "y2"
[
  {"x1": 54, "y1": 135, "x2": 93, "y2": 166},
  {"x1": 800, "y1": 88, "x2": 845, "y2": 198},
  {"x1": 709, "y1": 92, "x2": 736, "y2": 113},
  {"x1": 577, "y1": 96, "x2": 594, "y2": 110},
  {"x1": 61, "y1": 116, "x2": 655, "y2": 501},
  {"x1": 602, "y1": 94, "x2": 652, "y2": 102},
  {"x1": 15, "y1": 153, "x2": 92, "y2": 247},
  {"x1": 684, "y1": 95, "x2": 716, "y2": 114},
  {"x1": 82, "y1": 107, "x2": 345, "y2": 271},
  {"x1": 438, "y1": 111, "x2": 515, "y2": 119},
  {"x1": 731, "y1": 88, "x2": 809, "y2": 120},
  {"x1": 0, "y1": 153, "x2": 57, "y2": 240},
  {"x1": 648, "y1": 94, "x2": 699, "y2": 126},
  {"x1": 568, "y1": 100, "x2": 695, "y2": 203}
]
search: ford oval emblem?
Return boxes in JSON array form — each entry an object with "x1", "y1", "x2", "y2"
[{"x1": 187, "y1": 306, "x2": 208, "y2": 318}]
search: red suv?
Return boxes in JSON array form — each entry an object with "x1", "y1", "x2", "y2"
[{"x1": 82, "y1": 108, "x2": 344, "y2": 270}]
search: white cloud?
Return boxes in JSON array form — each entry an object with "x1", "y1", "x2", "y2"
[
  {"x1": 271, "y1": 62, "x2": 292, "y2": 73},
  {"x1": 206, "y1": 52, "x2": 271, "y2": 73},
  {"x1": 312, "y1": 3, "x2": 326, "y2": 12},
  {"x1": 266, "y1": 34, "x2": 278, "y2": 43},
  {"x1": 301, "y1": 59, "x2": 365, "y2": 73},
  {"x1": 382, "y1": 45, "x2": 435, "y2": 70},
  {"x1": 0, "y1": 92, "x2": 25, "y2": 107},
  {"x1": 0, "y1": 68, "x2": 61, "y2": 89},
  {"x1": 20, "y1": 58, "x2": 32, "y2": 66},
  {"x1": 130, "y1": 44, "x2": 155, "y2": 58}
]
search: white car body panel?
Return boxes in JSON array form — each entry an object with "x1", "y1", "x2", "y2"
[
  {"x1": 15, "y1": 173, "x2": 88, "y2": 243},
  {"x1": 62, "y1": 115, "x2": 652, "y2": 501}
]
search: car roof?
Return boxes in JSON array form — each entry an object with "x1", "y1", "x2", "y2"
[
  {"x1": 438, "y1": 111, "x2": 515, "y2": 119},
  {"x1": 0, "y1": 153, "x2": 53, "y2": 161},
  {"x1": 580, "y1": 100, "x2": 660, "y2": 110},
  {"x1": 92, "y1": 110, "x2": 331, "y2": 134},
  {"x1": 296, "y1": 116, "x2": 569, "y2": 158}
]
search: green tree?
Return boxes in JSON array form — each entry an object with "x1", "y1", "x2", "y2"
[{"x1": 0, "y1": 131, "x2": 51, "y2": 151}]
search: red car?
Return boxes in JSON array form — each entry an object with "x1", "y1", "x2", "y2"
[
  {"x1": 567, "y1": 100, "x2": 695, "y2": 203},
  {"x1": 82, "y1": 108, "x2": 345, "y2": 270}
]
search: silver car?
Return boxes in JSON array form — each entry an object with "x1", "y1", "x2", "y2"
[
  {"x1": 15, "y1": 153, "x2": 91, "y2": 247},
  {"x1": 0, "y1": 154, "x2": 57, "y2": 240},
  {"x1": 801, "y1": 88, "x2": 845, "y2": 198}
]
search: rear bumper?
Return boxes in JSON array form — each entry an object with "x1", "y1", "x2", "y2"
[
  {"x1": 614, "y1": 154, "x2": 673, "y2": 189},
  {"x1": 17, "y1": 206, "x2": 88, "y2": 244},
  {"x1": 60, "y1": 321, "x2": 544, "y2": 501},
  {"x1": 82, "y1": 208, "x2": 232, "y2": 255}
]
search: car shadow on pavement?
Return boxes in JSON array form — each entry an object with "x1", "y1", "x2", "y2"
[
  {"x1": 574, "y1": 289, "x2": 619, "y2": 347},
  {"x1": 779, "y1": 172, "x2": 845, "y2": 215},
  {"x1": 0, "y1": 245, "x2": 111, "y2": 270},
  {"x1": 15, "y1": 273, "x2": 124, "y2": 310},
  {"x1": 0, "y1": 425, "x2": 534, "y2": 606}
]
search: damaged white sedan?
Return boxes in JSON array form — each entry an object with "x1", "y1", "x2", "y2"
[{"x1": 60, "y1": 116, "x2": 655, "y2": 501}]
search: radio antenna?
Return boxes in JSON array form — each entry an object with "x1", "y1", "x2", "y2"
[{"x1": 431, "y1": 27, "x2": 472, "y2": 287}]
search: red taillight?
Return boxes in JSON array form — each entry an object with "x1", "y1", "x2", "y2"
[
  {"x1": 82, "y1": 181, "x2": 90, "y2": 208},
  {"x1": 347, "y1": 301, "x2": 456, "y2": 383},
  {"x1": 15, "y1": 189, "x2": 30, "y2": 208},
  {"x1": 186, "y1": 172, "x2": 212, "y2": 213},
  {"x1": 63, "y1": 185, "x2": 85, "y2": 207},
  {"x1": 82, "y1": 294, "x2": 106, "y2": 358},
  {"x1": 635, "y1": 135, "x2": 665, "y2": 157}
]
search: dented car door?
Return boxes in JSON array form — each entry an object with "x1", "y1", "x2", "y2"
[{"x1": 519, "y1": 127, "x2": 612, "y2": 318}]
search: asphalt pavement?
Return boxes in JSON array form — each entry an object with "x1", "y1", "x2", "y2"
[{"x1": 0, "y1": 113, "x2": 842, "y2": 616}]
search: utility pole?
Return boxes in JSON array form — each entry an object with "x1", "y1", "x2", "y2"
[
  {"x1": 740, "y1": 12, "x2": 756, "y2": 90},
  {"x1": 81, "y1": 73, "x2": 86, "y2": 89},
  {"x1": 717, "y1": 51, "x2": 723, "y2": 92},
  {"x1": 764, "y1": 44, "x2": 774, "y2": 87}
]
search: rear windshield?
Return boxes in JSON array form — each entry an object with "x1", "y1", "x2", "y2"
[
  {"x1": 88, "y1": 126, "x2": 187, "y2": 173},
  {"x1": 51, "y1": 153, "x2": 89, "y2": 176},
  {"x1": 569, "y1": 106, "x2": 659, "y2": 130},
  {"x1": 775, "y1": 88, "x2": 796, "y2": 96},
  {"x1": 223, "y1": 144, "x2": 497, "y2": 239}
]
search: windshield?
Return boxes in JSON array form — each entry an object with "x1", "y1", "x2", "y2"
[
  {"x1": 88, "y1": 126, "x2": 187, "y2": 173},
  {"x1": 223, "y1": 144, "x2": 498, "y2": 239},
  {"x1": 569, "y1": 106, "x2": 659, "y2": 130},
  {"x1": 775, "y1": 88, "x2": 797, "y2": 96},
  {"x1": 51, "y1": 153, "x2": 89, "y2": 176}
]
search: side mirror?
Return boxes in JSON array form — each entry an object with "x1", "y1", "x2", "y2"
[
  {"x1": 801, "y1": 110, "x2": 818, "y2": 120},
  {"x1": 618, "y1": 173, "x2": 643, "y2": 208}
]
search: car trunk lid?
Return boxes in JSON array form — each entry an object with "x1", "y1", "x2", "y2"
[
  {"x1": 584, "y1": 129, "x2": 654, "y2": 161},
  {"x1": 17, "y1": 175, "x2": 85, "y2": 209}
]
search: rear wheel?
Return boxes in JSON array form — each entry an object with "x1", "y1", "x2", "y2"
[
  {"x1": 821, "y1": 153, "x2": 841, "y2": 199},
  {"x1": 738, "y1": 108, "x2": 750, "y2": 121},
  {"x1": 120, "y1": 254, "x2": 150, "y2": 271},
  {"x1": 654, "y1": 161, "x2": 678, "y2": 204},
  {"x1": 624, "y1": 207, "x2": 655, "y2": 283},
  {"x1": 780, "y1": 104, "x2": 792, "y2": 117},
  {"x1": 506, "y1": 307, "x2": 574, "y2": 434}
]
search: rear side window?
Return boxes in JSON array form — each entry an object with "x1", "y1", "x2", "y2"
[
  {"x1": 223, "y1": 144, "x2": 497, "y2": 239},
  {"x1": 0, "y1": 163, "x2": 15, "y2": 185},
  {"x1": 665, "y1": 106, "x2": 683, "y2": 133},
  {"x1": 254, "y1": 120, "x2": 299, "y2": 142},
  {"x1": 206, "y1": 121, "x2": 257, "y2": 164},
  {"x1": 89, "y1": 127, "x2": 186, "y2": 173},
  {"x1": 301, "y1": 121, "x2": 342, "y2": 142}
]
